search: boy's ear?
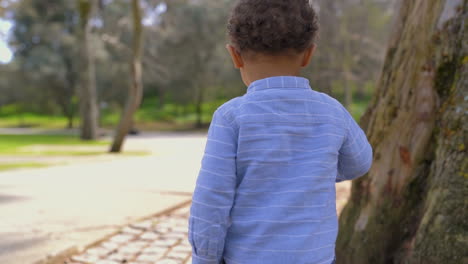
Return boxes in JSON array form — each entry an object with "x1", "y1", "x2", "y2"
[
  {"x1": 226, "y1": 44, "x2": 244, "y2": 69},
  {"x1": 301, "y1": 44, "x2": 317, "y2": 67}
]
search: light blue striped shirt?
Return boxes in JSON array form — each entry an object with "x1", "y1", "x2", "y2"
[{"x1": 189, "y1": 76, "x2": 373, "y2": 264}]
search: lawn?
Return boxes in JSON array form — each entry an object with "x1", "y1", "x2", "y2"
[
  {"x1": 0, "y1": 97, "x2": 370, "y2": 130},
  {"x1": 0, "y1": 163, "x2": 50, "y2": 172},
  {"x1": 0, "y1": 114, "x2": 71, "y2": 129},
  {"x1": 0, "y1": 134, "x2": 149, "y2": 172},
  {"x1": 0, "y1": 134, "x2": 108, "y2": 155}
]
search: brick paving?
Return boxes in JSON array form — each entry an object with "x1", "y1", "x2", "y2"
[
  {"x1": 64, "y1": 182, "x2": 351, "y2": 264},
  {"x1": 65, "y1": 205, "x2": 192, "y2": 264}
]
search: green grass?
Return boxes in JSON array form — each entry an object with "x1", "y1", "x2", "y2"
[
  {"x1": 134, "y1": 98, "x2": 225, "y2": 124},
  {"x1": 32, "y1": 150, "x2": 151, "y2": 156},
  {"x1": 350, "y1": 100, "x2": 369, "y2": 122},
  {"x1": 0, "y1": 134, "x2": 109, "y2": 155},
  {"x1": 0, "y1": 134, "x2": 149, "y2": 172},
  {"x1": 1, "y1": 96, "x2": 372, "y2": 130},
  {"x1": 0, "y1": 100, "x2": 222, "y2": 129},
  {"x1": 117, "y1": 151, "x2": 151, "y2": 157},
  {"x1": 0, "y1": 134, "x2": 152, "y2": 157},
  {"x1": 0, "y1": 114, "x2": 70, "y2": 128},
  {"x1": 0, "y1": 162, "x2": 50, "y2": 171},
  {"x1": 25, "y1": 150, "x2": 108, "y2": 156}
]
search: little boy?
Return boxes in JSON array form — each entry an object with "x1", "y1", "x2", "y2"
[{"x1": 188, "y1": 1, "x2": 373, "y2": 263}]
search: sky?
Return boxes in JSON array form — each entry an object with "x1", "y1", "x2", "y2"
[{"x1": 0, "y1": 18, "x2": 13, "y2": 64}]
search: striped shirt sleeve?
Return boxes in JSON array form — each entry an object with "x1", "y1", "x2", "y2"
[
  {"x1": 189, "y1": 109, "x2": 237, "y2": 264},
  {"x1": 336, "y1": 107, "x2": 373, "y2": 182}
]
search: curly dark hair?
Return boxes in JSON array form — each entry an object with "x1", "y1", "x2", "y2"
[{"x1": 227, "y1": 0, "x2": 319, "y2": 55}]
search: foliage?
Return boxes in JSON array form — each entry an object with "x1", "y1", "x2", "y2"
[
  {"x1": 110, "y1": 0, "x2": 145, "y2": 152},
  {"x1": 308, "y1": 0, "x2": 394, "y2": 102},
  {"x1": 0, "y1": 0, "x2": 395, "y2": 130},
  {"x1": 9, "y1": 0, "x2": 80, "y2": 127},
  {"x1": 143, "y1": 0, "x2": 238, "y2": 126}
]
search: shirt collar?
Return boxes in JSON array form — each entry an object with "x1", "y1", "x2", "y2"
[{"x1": 247, "y1": 76, "x2": 311, "y2": 93}]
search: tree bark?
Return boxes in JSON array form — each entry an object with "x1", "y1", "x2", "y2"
[
  {"x1": 77, "y1": 0, "x2": 99, "y2": 140},
  {"x1": 110, "y1": 0, "x2": 144, "y2": 153},
  {"x1": 63, "y1": 55, "x2": 77, "y2": 129},
  {"x1": 195, "y1": 84, "x2": 204, "y2": 128},
  {"x1": 343, "y1": 73, "x2": 352, "y2": 111},
  {"x1": 341, "y1": 12, "x2": 353, "y2": 110},
  {"x1": 158, "y1": 90, "x2": 165, "y2": 109},
  {"x1": 336, "y1": 1, "x2": 467, "y2": 264},
  {"x1": 57, "y1": 97, "x2": 74, "y2": 129}
]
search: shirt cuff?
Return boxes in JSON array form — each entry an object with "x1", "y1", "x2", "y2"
[{"x1": 191, "y1": 254, "x2": 219, "y2": 264}]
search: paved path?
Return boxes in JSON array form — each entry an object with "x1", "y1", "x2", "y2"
[
  {"x1": 0, "y1": 133, "x2": 207, "y2": 264},
  {"x1": 66, "y1": 204, "x2": 193, "y2": 264},
  {"x1": 0, "y1": 130, "x2": 351, "y2": 264}
]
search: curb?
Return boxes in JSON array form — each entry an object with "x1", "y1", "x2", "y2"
[{"x1": 34, "y1": 198, "x2": 192, "y2": 264}]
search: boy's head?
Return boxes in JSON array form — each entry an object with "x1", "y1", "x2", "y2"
[{"x1": 226, "y1": 0, "x2": 319, "y2": 86}]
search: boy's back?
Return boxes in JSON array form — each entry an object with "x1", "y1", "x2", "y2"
[
  {"x1": 189, "y1": 1, "x2": 373, "y2": 263},
  {"x1": 190, "y1": 77, "x2": 372, "y2": 264}
]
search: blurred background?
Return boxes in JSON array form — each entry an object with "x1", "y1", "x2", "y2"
[{"x1": 0, "y1": 0, "x2": 395, "y2": 142}]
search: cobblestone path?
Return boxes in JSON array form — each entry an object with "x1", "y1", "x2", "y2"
[
  {"x1": 64, "y1": 182, "x2": 351, "y2": 264},
  {"x1": 66, "y1": 205, "x2": 192, "y2": 264}
]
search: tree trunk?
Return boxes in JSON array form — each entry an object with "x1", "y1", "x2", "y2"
[
  {"x1": 63, "y1": 55, "x2": 77, "y2": 130},
  {"x1": 67, "y1": 114, "x2": 74, "y2": 129},
  {"x1": 110, "y1": 0, "x2": 144, "y2": 153},
  {"x1": 158, "y1": 87, "x2": 166, "y2": 109},
  {"x1": 195, "y1": 84, "x2": 204, "y2": 128},
  {"x1": 343, "y1": 77, "x2": 352, "y2": 111},
  {"x1": 77, "y1": 0, "x2": 99, "y2": 140},
  {"x1": 58, "y1": 99, "x2": 74, "y2": 129},
  {"x1": 336, "y1": 1, "x2": 467, "y2": 264},
  {"x1": 341, "y1": 14, "x2": 353, "y2": 110}
]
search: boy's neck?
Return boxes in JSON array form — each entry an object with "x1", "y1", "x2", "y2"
[
  {"x1": 248, "y1": 69, "x2": 301, "y2": 82},
  {"x1": 242, "y1": 56, "x2": 303, "y2": 86},
  {"x1": 244, "y1": 65, "x2": 302, "y2": 86}
]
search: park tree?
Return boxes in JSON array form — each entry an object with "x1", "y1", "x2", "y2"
[
  {"x1": 96, "y1": 0, "x2": 133, "y2": 112},
  {"x1": 336, "y1": 1, "x2": 467, "y2": 263},
  {"x1": 110, "y1": 0, "x2": 144, "y2": 153},
  {"x1": 3, "y1": 0, "x2": 399, "y2": 130},
  {"x1": 10, "y1": 0, "x2": 79, "y2": 128},
  {"x1": 150, "y1": 0, "x2": 232, "y2": 127},
  {"x1": 308, "y1": 0, "x2": 393, "y2": 108},
  {"x1": 77, "y1": 0, "x2": 99, "y2": 139}
]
